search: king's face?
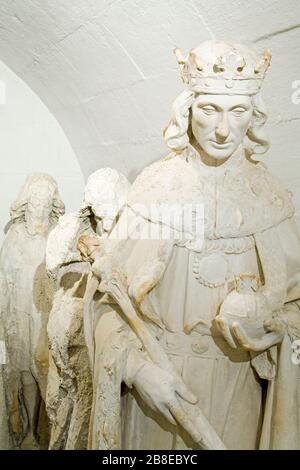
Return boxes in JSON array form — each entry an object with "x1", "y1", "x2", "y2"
[{"x1": 191, "y1": 94, "x2": 253, "y2": 161}]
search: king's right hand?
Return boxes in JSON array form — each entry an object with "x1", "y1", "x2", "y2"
[{"x1": 124, "y1": 349, "x2": 197, "y2": 426}]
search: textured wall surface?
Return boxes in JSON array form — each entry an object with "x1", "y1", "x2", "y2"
[
  {"x1": 0, "y1": 59, "x2": 84, "y2": 242},
  {"x1": 0, "y1": 0, "x2": 299, "y2": 220}
]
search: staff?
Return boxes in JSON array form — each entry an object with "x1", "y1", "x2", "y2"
[{"x1": 78, "y1": 235, "x2": 226, "y2": 450}]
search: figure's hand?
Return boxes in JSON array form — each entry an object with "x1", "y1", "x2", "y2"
[
  {"x1": 126, "y1": 352, "x2": 197, "y2": 426},
  {"x1": 77, "y1": 234, "x2": 102, "y2": 261},
  {"x1": 215, "y1": 276, "x2": 286, "y2": 352},
  {"x1": 215, "y1": 314, "x2": 285, "y2": 352}
]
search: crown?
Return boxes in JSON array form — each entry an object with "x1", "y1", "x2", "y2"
[{"x1": 174, "y1": 40, "x2": 271, "y2": 95}]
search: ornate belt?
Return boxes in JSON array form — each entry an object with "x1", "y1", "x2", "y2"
[{"x1": 160, "y1": 330, "x2": 249, "y2": 361}]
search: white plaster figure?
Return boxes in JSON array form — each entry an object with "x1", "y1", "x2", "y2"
[
  {"x1": 45, "y1": 168, "x2": 130, "y2": 449},
  {"x1": 0, "y1": 173, "x2": 65, "y2": 449},
  {"x1": 0, "y1": 318, "x2": 10, "y2": 449},
  {"x1": 85, "y1": 40, "x2": 300, "y2": 450}
]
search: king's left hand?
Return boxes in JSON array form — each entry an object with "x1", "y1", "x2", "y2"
[
  {"x1": 215, "y1": 288, "x2": 285, "y2": 352},
  {"x1": 216, "y1": 317, "x2": 285, "y2": 352}
]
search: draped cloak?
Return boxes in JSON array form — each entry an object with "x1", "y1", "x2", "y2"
[
  {"x1": 89, "y1": 146, "x2": 300, "y2": 450},
  {"x1": 0, "y1": 223, "x2": 53, "y2": 446}
]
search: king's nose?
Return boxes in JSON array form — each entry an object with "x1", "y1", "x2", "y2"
[{"x1": 215, "y1": 115, "x2": 230, "y2": 141}]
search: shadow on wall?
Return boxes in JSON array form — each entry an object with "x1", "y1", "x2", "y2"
[{"x1": 0, "y1": 59, "x2": 84, "y2": 244}]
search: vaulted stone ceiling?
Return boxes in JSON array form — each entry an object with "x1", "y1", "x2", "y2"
[{"x1": 0, "y1": 0, "x2": 299, "y2": 187}]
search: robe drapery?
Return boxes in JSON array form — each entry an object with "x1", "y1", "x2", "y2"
[
  {"x1": 0, "y1": 317, "x2": 10, "y2": 449},
  {"x1": 0, "y1": 223, "x2": 53, "y2": 446},
  {"x1": 89, "y1": 146, "x2": 300, "y2": 450}
]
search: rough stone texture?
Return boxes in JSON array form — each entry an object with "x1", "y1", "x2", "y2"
[
  {"x1": 0, "y1": 173, "x2": 65, "y2": 450},
  {"x1": 0, "y1": 1, "x2": 298, "y2": 223},
  {"x1": 46, "y1": 264, "x2": 92, "y2": 450},
  {"x1": 45, "y1": 168, "x2": 131, "y2": 449},
  {"x1": 0, "y1": 322, "x2": 10, "y2": 449}
]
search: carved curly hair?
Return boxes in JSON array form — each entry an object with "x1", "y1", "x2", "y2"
[{"x1": 163, "y1": 89, "x2": 269, "y2": 156}]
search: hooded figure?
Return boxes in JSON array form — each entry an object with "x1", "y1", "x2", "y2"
[
  {"x1": 45, "y1": 168, "x2": 130, "y2": 449},
  {"x1": 0, "y1": 316, "x2": 10, "y2": 449},
  {"x1": 0, "y1": 173, "x2": 64, "y2": 449},
  {"x1": 87, "y1": 40, "x2": 300, "y2": 450}
]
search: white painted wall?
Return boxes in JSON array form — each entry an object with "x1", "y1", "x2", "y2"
[{"x1": 0, "y1": 59, "x2": 84, "y2": 243}]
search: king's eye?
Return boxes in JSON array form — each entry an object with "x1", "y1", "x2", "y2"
[
  {"x1": 232, "y1": 107, "x2": 247, "y2": 115},
  {"x1": 200, "y1": 105, "x2": 217, "y2": 114}
]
